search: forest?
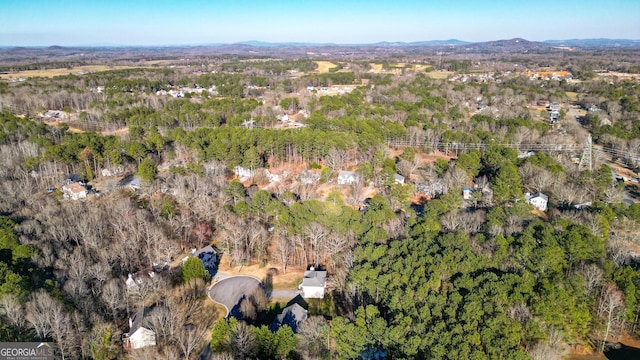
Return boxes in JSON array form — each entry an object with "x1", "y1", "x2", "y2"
[{"x1": 0, "y1": 48, "x2": 640, "y2": 360}]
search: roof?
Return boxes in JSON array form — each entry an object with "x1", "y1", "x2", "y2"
[
  {"x1": 63, "y1": 182, "x2": 87, "y2": 194},
  {"x1": 395, "y1": 174, "x2": 405, "y2": 182},
  {"x1": 526, "y1": 192, "x2": 548, "y2": 201},
  {"x1": 193, "y1": 245, "x2": 216, "y2": 257},
  {"x1": 273, "y1": 303, "x2": 308, "y2": 333},
  {"x1": 130, "y1": 307, "x2": 152, "y2": 334},
  {"x1": 338, "y1": 170, "x2": 357, "y2": 177},
  {"x1": 302, "y1": 269, "x2": 327, "y2": 288}
]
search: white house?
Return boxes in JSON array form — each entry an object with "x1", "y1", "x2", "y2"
[
  {"x1": 337, "y1": 171, "x2": 359, "y2": 185},
  {"x1": 299, "y1": 170, "x2": 321, "y2": 184},
  {"x1": 62, "y1": 182, "x2": 87, "y2": 200},
  {"x1": 526, "y1": 192, "x2": 548, "y2": 211},
  {"x1": 234, "y1": 166, "x2": 254, "y2": 180},
  {"x1": 125, "y1": 271, "x2": 156, "y2": 291},
  {"x1": 463, "y1": 187, "x2": 473, "y2": 200},
  {"x1": 300, "y1": 267, "x2": 327, "y2": 299},
  {"x1": 394, "y1": 174, "x2": 405, "y2": 184},
  {"x1": 124, "y1": 308, "x2": 156, "y2": 350}
]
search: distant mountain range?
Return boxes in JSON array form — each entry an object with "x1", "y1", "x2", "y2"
[
  {"x1": 2, "y1": 38, "x2": 639, "y2": 50},
  {"x1": 1, "y1": 38, "x2": 638, "y2": 61},
  {"x1": 234, "y1": 39, "x2": 471, "y2": 47},
  {"x1": 542, "y1": 38, "x2": 640, "y2": 47}
]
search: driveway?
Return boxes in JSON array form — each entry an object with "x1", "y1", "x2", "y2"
[
  {"x1": 208, "y1": 276, "x2": 262, "y2": 316},
  {"x1": 270, "y1": 289, "x2": 302, "y2": 300}
]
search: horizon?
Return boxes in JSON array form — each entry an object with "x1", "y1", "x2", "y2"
[
  {"x1": 1, "y1": 0, "x2": 639, "y2": 47},
  {"x1": 1, "y1": 37, "x2": 640, "y2": 49}
]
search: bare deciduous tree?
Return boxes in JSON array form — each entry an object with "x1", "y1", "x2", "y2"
[{"x1": 598, "y1": 282, "x2": 626, "y2": 352}]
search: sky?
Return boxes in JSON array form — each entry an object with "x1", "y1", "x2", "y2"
[{"x1": 1, "y1": 0, "x2": 639, "y2": 46}]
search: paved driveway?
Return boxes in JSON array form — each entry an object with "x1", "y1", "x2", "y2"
[{"x1": 208, "y1": 276, "x2": 262, "y2": 316}]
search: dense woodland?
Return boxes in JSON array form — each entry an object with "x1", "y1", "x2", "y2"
[{"x1": 1, "y1": 48, "x2": 640, "y2": 359}]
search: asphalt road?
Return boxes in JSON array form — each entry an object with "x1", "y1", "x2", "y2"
[{"x1": 208, "y1": 276, "x2": 262, "y2": 316}]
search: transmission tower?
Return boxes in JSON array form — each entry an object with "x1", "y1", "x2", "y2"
[{"x1": 578, "y1": 134, "x2": 593, "y2": 171}]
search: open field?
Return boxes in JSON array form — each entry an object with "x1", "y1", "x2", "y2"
[
  {"x1": 597, "y1": 72, "x2": 640, "y2": 81},
  {"x1": 425, "y1": 70, "x2": 455, "y2": 79},
  {"x1": 369, "y1": 63, "x2": 383, "y2": 72},
  {"x1": 315, "y1": 61, "x2": 337, "y2": 73},
  {"x1": 216, "y1": 256, "x2": 304, "y2": 290},
  {"x1": 566, "y1": 91, "x2": 579, "y2": 101},
  {"x1": 0, "y1": 65, "x2": 144, "y2": 79}
]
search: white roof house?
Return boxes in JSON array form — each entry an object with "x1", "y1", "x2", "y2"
[
  {"x1": 526, "y1": 192, "x2": 548, "y2": 211},
  {"x1": 234, "y1": 166, "x2": 254, "y2": 181},
  {"x1": 337, "y1": 171, "x2": 359, "y2": 185},
  {"x1": 300, "y1": 267, "x2": 327, "y2": 299},
  {"x1": 299, "y1": 170, "x2": 321, "y2": 184},
  {"x1": 124, "y1": 308, "x2": 156, "y2": 350},
  {"x1": 463, "y1": 187, "x2": 473, "y2": 200},
  {"x1": 394, "y1": 174, "x2": 405, "y2": 184},
  {"x1": 62, "y1": 182, "x2": 87, "y2": 200}
]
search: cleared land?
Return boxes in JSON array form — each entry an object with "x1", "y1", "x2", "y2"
[
  {"x1": 216, "y1": 256, "x2": 303, "y2": 290},
  {"x1": 425, "y1": 70, "x2": 455, "y2": 79},
  {"x1": 369, "y1": 63, "x2": 384, "y2": 72},
  {"x1": 0, "y1": 65, "x2": 144, "y2": 79},
  {"x1": 314, "y1": 61, "x2": 337, "y2": 73},
  {"x1": 566, "y1": 91, "x2": 579, "y2": 101}
]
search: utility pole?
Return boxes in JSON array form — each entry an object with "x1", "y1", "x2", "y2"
[{"x1": 578, "y1": 134, "x2": 593, "y2": 171}]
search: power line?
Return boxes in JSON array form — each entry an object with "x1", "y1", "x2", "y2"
[{"x1": 578, "y1": 134, "x2": 593, "y2": 171}]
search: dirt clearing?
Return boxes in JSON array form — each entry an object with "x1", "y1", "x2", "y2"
[
  {"x1": 0, "y1": 65, "x2": 145, "y2": 79},
  {"x1": 315, "y1": 61, "x2": 338, "y2": 73}
]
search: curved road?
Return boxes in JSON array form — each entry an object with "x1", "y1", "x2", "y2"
[{"x1": 208, "y1": 276, "x2": 262, "y2": 316}]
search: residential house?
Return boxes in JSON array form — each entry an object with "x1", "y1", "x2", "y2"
[
  {"x1": 191, "y1": 245, "x2": 218, "y2": 275},
  {"x1": 299, "y1": 267, "x2": 327, "y2": 299},
  {"x1": 125, "y1": 270, "x2": 156, "y2": 291},
  {"x1": 517, "y1": 151, "x2": 536, "y2": 159},
  {"x1": 394, "y1": 174, "x2": 405, "y2": 185},
  {"x1": 337, "y1": 171, "x2": 359, "y2": 185},
  {"x1": 62, "y1": 182, "x2": 87, "y2": 200},
  {"x1": 463, "y1": 187, "x2": 473, "y2": 200},
  {"x1": 271, "y1": 303, "x2": 308, "y2": 333},
  {"x1": 299, "y1": 170, "x2": 321, "y2": 185},
  {"x1": 129, "y1": 177, "x2": 142, "y2": 191},
  {"x1": 549, "y1": 102, "x2": 561, "y2": 112},
  {"x1": 526, "y1": 192, "x2": 548, "y2": 211},
  {"x1": 123, "y1": 308, "x2": 156, "y2": 350},
  {"x1": 234, "y1": 166, "x2": 254, "y2": 181}
]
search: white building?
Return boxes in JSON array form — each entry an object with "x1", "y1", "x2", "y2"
[
  {"x1": 234, "y1": 166, "x2": 254, "y2": 181},
  {"x1": 300, "y1": 267, "x2": 327, "y2": 299},
  {"x1": 337, "y1": 171, "x2": 359, "y2": 185},
  {"x1": 463, "y1": 187, "x2": 473, "y2": 200},
  {"x1": 62, "y1": 182, "x2": 87, "y2": 200},
  {"x1": 526, "y1": 192, "x2": 548, "y2": 211},
  {"x1": 124, "y1": 308, "x2": 156, "y2": 350}
]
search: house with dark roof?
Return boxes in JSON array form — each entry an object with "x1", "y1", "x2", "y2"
[
  {"x1": 191, "y1": 245, "x2": 218, "y2": 275},
  {"x1": 299, "y1": 267, "x2": 327, "y2": 298},
  {"x1": 123, "y1": 308, "x2": 156, "y2": 350},
  {"x1": 271, "y1": 302, "x2": 308, "y2": 333}
]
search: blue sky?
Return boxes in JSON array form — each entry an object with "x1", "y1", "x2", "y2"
[{"x1": 1, "y1": 0, "x2": 639, "y2": 46}]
